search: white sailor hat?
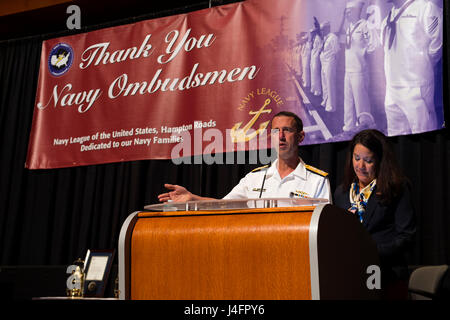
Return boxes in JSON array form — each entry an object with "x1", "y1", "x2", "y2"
[
  {"x1": 346, "y1": 0, "x2": 365, "y2": 8},
  {"x1": 320, "y1": 21, "x2": 330, "y2": 29}
]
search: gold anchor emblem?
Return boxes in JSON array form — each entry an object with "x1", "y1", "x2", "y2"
[{"x1": 230, "y1": 98, "x2": 272, "y2": 143}]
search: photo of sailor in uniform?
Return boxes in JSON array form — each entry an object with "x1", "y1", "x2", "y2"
[
  {"x1": 282, "y1": 0, "x2": 443, "y2": 145},
  {"x1": 300, "y1": 30, "x2": 313, "y2": 89},
  {"x1": 310, "y1": 19, "x2": 323, "y2": 97},
  {"x1": 381, "y1": 0, "x2": 443, "y2": 135},
  {"x1": 339, "y1": 0, "x2": 377, "y2": 134},
  {"x1": 319, "y1": 21, "x2": 340, "y2": 112}
]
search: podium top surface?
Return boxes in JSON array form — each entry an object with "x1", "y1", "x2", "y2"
[{"x1": 144, "y1": 198, "x2": 329, "y2": 212}]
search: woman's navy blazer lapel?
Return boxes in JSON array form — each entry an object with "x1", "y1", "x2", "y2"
[{"x1": 362, "y1": 187, "x2": 379, "y2": 229}]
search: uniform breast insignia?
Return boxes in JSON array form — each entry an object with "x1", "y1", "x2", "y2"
[
  {"x1": 290, "y1": 190, "x2": 310, "y2": 198},
  {"x1": 251, "y1": 164, "x2": 269, "y2": 173},
  {"x1": 305, "y1": 164, "x2": 328, "y2": 177}
]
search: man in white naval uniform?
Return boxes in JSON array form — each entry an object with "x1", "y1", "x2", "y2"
[
  {"x1": 292, "y1": 34, "x2": 302, "y2": 77},
  {"x1": 340, "y1": 0, "x2": 377, "y2": 132},
  {"x1": 301, "y1": 31, "x2": 312, "y2": 88},
  {"x1": 319, "y1": 21, "x2": 340, "y2": 112},
  {"x1": 158, "y1": 111, "x2": 332, "y2": 203},
  {"x1": 381, "y1": 0, "x2": 442, "y2": 135},
  {"x1": 310, "y1": 30, "x2": 323, "y2": 96}
]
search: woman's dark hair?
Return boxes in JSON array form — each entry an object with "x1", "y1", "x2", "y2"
[{"x1": 342, "y1": 129, "x2": 406, "y2": 204}]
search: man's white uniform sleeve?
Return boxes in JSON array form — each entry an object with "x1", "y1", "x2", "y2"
[
  {"x1": 223, "y1": 176, "x2": 248, "y2": 199},
  {"x1": 315, "y1": 176, "x2": 332, "y2": 203}
]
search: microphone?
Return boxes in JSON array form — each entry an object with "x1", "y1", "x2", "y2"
[{"x1": 259, "y1": 163, "x2": 270, "y2": 198}]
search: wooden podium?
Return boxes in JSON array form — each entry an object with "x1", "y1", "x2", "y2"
[{"x1": 118, "y1": 199, "x2": 381, "y2": 300}]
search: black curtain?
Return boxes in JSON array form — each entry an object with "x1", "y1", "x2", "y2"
[{"x1": 0, "y1": 2, "x2": 449, "y2": 268}]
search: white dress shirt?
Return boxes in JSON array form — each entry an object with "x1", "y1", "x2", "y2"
[{"x1": 223, "y1": 158, "x2": 331, "y2": 202}]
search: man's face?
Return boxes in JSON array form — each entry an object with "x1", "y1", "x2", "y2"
[{"x1": 271, "y1": 116, "x2": 304, "y2": 160}]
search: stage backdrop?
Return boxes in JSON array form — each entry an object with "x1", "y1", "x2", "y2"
[{"x1": 26, "y1": 0, "x2": 444, "y2": 169}]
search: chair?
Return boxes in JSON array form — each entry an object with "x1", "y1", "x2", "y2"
[{"x1": 408, "y1": 265, "x2": 449, "y2": 300}]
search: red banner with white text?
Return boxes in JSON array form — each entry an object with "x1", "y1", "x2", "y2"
[{"x1": 26, "y1": 0, "x2": 444, "y2": 169}]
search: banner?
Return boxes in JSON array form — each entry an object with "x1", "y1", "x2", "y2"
[{"x1": 26, "y1": 0, "x2": 444, "y2": 169}]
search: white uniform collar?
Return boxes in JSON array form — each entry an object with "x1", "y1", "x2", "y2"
[
  {"x1": 266, "y1": 160, "x2": 278, "y2": 177},
  {"x1": 350, "y1": 19, "x2": 364, "y2": 29},
  {"x1": 268, "y1": 158, "x2": 307, "y2": 180}
]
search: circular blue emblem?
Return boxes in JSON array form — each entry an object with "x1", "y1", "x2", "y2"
[{"x1": 48, "y1": 43, "x2": 74, "y2": 76}]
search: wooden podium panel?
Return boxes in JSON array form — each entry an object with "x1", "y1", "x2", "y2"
[
  {"x1": 131, "y1": 207, "x2": 314, "y2": 300},
  {"x1": 118, "y1": 204, "x2": 381, "y2": 300}
]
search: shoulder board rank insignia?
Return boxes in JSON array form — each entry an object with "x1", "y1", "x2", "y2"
[
  {"x1": 251, "y1": 164, "x2": 269, "y2": 173},
  {"x1": 290, "y1": 190, "x2": 310, "y2": 198},
  {"x1": 305, "y1": 164, "x2": 328, "y2": 177}
]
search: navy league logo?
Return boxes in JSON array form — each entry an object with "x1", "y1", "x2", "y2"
[{"x1": 48, "y1": 43, "x2": 74, "y2": 76}]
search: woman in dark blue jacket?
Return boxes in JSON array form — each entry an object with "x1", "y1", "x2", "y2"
[{"x1": 333, "y1": 129, "x2": 416, "y2": 300}]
